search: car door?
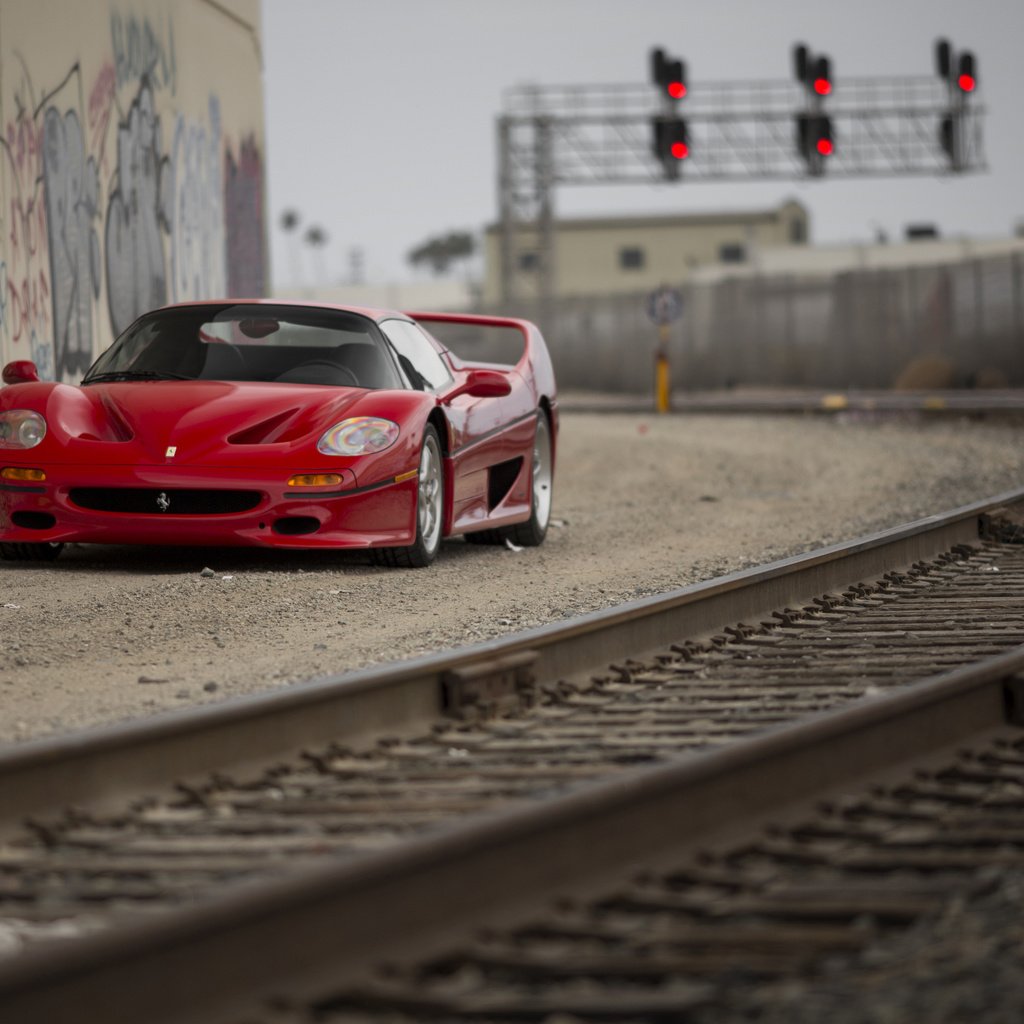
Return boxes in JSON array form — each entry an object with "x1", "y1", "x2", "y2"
[{"x1": 379, "y1": 318, "x2": 528, "y2": 533}]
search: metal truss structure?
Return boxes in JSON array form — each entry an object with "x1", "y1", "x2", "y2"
[{"x1": 497, "y1": 77, "x2": 986, "y2": 304}]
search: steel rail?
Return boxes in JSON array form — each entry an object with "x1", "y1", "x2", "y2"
[
  {"x1": 1, "y1": 641, "x2": 1022, "y2": 1022},
  {"x1": 1, "y1": 485, "x2": 1022, "y2": 833}
]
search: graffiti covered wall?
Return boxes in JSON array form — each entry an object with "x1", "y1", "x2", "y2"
[{"x1": 0, "y1": 0, "x2": 266, "y2": 380}]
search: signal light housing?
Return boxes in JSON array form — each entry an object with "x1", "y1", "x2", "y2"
[
  {"x1": 796, "y1": 113, "x2": 834, "y2": 168},
  {"x1": 934, "y1": 40, "x2": 977, "y2": 170},
  {"x1": 650, "y1": 48, "x2": 687, "y2": 101},
  {"x1": 957, "y1": 52, "x2": 977, "y2": 92},
  {"x1": 940, "y1": 114, "x2": 955, "y2": 160},
  {"x1": 651, "y1": 116, "x2": 689, "y2": 180},
  {"x1": 793, "y1": 44, "x2": 833, "y2": 96},
  {"x1": 936, "y1": 39, "x2": 978, "y2": 94},
  {"x1": 811, "y1": 56, "x2": 831, "y2": 95},
  {"x1": 652, "y1": 117, "x2": 689, "y2": 159}
]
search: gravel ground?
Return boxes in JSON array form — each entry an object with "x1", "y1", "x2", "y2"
[{"x1": 2, "y1": 410, "x2": 1024, "y2": 744}]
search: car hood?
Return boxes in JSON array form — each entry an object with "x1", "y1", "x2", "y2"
[{"x1": 39, "y1": 380, "x2": 398, "y2": 468}]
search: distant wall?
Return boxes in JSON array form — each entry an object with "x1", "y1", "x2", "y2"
[
  {"x1": 0, "y1": 0, "x2": 266, "y2": 380},
  {"x1": 482, "y1": 252, "x2": 1024, "y2": 392}
]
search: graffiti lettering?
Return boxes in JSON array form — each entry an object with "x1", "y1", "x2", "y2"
[
  {"x1": 6, "y1": 270, "x2": 49, "y2": 348},
  {"x1": 2, "y1": 18, "x2": 266, "y2": 374},
  {"x1": 42, "y1": 107, "x2": 101, "y2": 377},
  {"x1": 4, "y1": 65, "x2": 65, "y2": 372},
  {"x1": 105, "y1": 81, "x2": 171, "y2": 336},
  {"x1": 8, "y1": 194, "x2": 45, "y2": 263},
  {"x1": 30, "y1": 329, "x2": 54, "y2": 381},
  {"x1": 171, "y1": 97, "x2": 226, "y2": 302},
  {"x1": 5, "y1": 111, "x2": 43, "y2": 182},
  {"x1": 225, "y1": 135, "x2": 266, "y2": 297},
  {"x1": 87, "y1": 62, "x2": 117, "y2": 170},
  {"x1": 110, "y1": 11, "x2": 176, "y2": 94}
]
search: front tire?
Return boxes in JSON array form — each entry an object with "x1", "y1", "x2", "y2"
[
  {"x1": 0, "y1": 542, "x2": 64, "y2": 562},
  {"x1": 373, "y1": 425, "x2": 444, "y2": 568}
]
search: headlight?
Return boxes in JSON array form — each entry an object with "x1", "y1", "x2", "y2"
[
  {"x1": 317, "y1": 417, "x2": 399, "y2": 456},
  {"x1": 0, "y1": 410, "x2": 46, "y2": 449}
]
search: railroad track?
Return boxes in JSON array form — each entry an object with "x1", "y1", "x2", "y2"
[
  {"x1": 3, "y1": 488, "x2": 1024, "y2": 1022},
  {"x1": 281, "y1": 713, "x2": 1024, "y2": 1024}
]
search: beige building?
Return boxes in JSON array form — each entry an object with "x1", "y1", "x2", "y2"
[
  {"x1": 0, "y1": 0, "x2": 266, "y2": 380},
  {"x1": 483, "y1": 199, "x2": 809, "y2": 303}
]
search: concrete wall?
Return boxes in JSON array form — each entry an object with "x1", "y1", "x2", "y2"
[
  {"x1": 0, "y1": 0, "x2": 266, "y2": 381},
  {"x1": 482, "y1": 249, "x2": 1024, "y2": 393}
]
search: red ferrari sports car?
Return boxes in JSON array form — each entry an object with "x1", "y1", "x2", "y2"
[{"x1": 0, "y1": 301, "x2": 557, "y2": 567}]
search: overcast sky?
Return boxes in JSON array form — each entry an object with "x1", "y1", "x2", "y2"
[{"x1": 261, "y1": 0, "x2": 1022, "y2": 289}]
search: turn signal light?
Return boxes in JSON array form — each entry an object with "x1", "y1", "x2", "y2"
[
  {"x1": 1, "y1": 467, "x2": 46, "y2": 482},
  {"x1": 287, "y1": 473, "x2": 343, "y2": 488}
]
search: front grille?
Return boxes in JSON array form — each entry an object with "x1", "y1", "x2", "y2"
[{"x1": 69, "y1": 488, "x2": 262, "y2": 515}]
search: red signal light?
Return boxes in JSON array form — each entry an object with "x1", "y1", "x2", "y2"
[
  {"x1": 816, "y1": 138, "x2": 833, "y2": 156},
  {"x1": 670, "y1": 140, "x2": 689, "y2": 159},
  {"x1": 958, "y1": 73, "x2": 976, "y2": 92},
  {"x1": 667, "y1": 81, "x2": 686, "y2": 99},
  {"x1": 813, "y1": 77, "x2": 831, "y2": 96}
]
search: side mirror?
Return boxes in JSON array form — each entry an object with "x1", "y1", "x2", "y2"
[
  {"x1": 2, "y1": 360, "x2": 40, "y2": 385},
  {"x1": 442, "y1": 368, "x2": 512, "y2": 404}
]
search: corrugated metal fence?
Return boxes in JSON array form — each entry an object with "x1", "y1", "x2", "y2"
[{"x1": 480, "y1": 253, "x2": 1024, "y2": 392}]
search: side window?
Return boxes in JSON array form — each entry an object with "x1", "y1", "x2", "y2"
[{"x1": 380, "y1": 320, "x2": 453, "y2": 392}]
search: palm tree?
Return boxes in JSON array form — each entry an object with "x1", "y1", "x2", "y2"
[
  {"x1": 279, "y1": 209, "x2": 302, "y2": 286},
  {"x1": 407, "y1": 231, "x2": 476, "y2": 276},
  {"x1": 304, "y1": 225, "x2": 329, "y2": 286}
]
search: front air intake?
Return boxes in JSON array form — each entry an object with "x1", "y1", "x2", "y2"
[
  {"x1": 272, "y1": 516, "x2": 321, "y2": 536},
  {"x1": 69, "y1": 488, "x2": 261, "y2": 514},
  {"x1": 12, "y1": 511, "x2": 56, "y2": 530}
]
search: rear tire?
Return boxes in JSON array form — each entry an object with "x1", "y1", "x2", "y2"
[
  {"x1": 464, "y1": 411, "x2": 553, "y2": 548},
  {"x1": 0, "y1": 541, "x2": 64, "y2": 562},
  {"x1": 372, "y1": 425, "x2": 444, "y2": 568},
  {"x1": 502, "y1": 411, "x2": 553, "y2": 547}
]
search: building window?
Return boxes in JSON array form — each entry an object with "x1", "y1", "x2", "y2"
[
  {"x1": 517, "y1": 252, "x2": 539, "y2": 272},
  {"x1": 790, "y1": 217, "x2": 806, "y2": 243},
  {"x1": 619, "y1": 246, "x2": 645, "y2": 270},
  {"x1": 719, "y1": 243, "x2": 746, "y2": 263}
]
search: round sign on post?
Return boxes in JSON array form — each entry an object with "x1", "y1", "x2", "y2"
[
  {"x1": 646, "y1": 287, "x2": 683, "y2": 412},
  {"x1": 646, "y1": 286, "x2": 683, "y2": 326}
]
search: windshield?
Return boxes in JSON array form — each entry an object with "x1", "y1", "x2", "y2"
[{"x1": 83, "y1": 304, "x2": 406, "y2": 390}]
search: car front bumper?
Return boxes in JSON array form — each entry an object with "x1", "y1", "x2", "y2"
[{"x1": 0, "y1": 463, "x2": 419, "y2": 550}]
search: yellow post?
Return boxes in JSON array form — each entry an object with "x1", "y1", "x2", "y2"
[{"x1": 655, "y1": 322, "x2": 671, "y2": 413}]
